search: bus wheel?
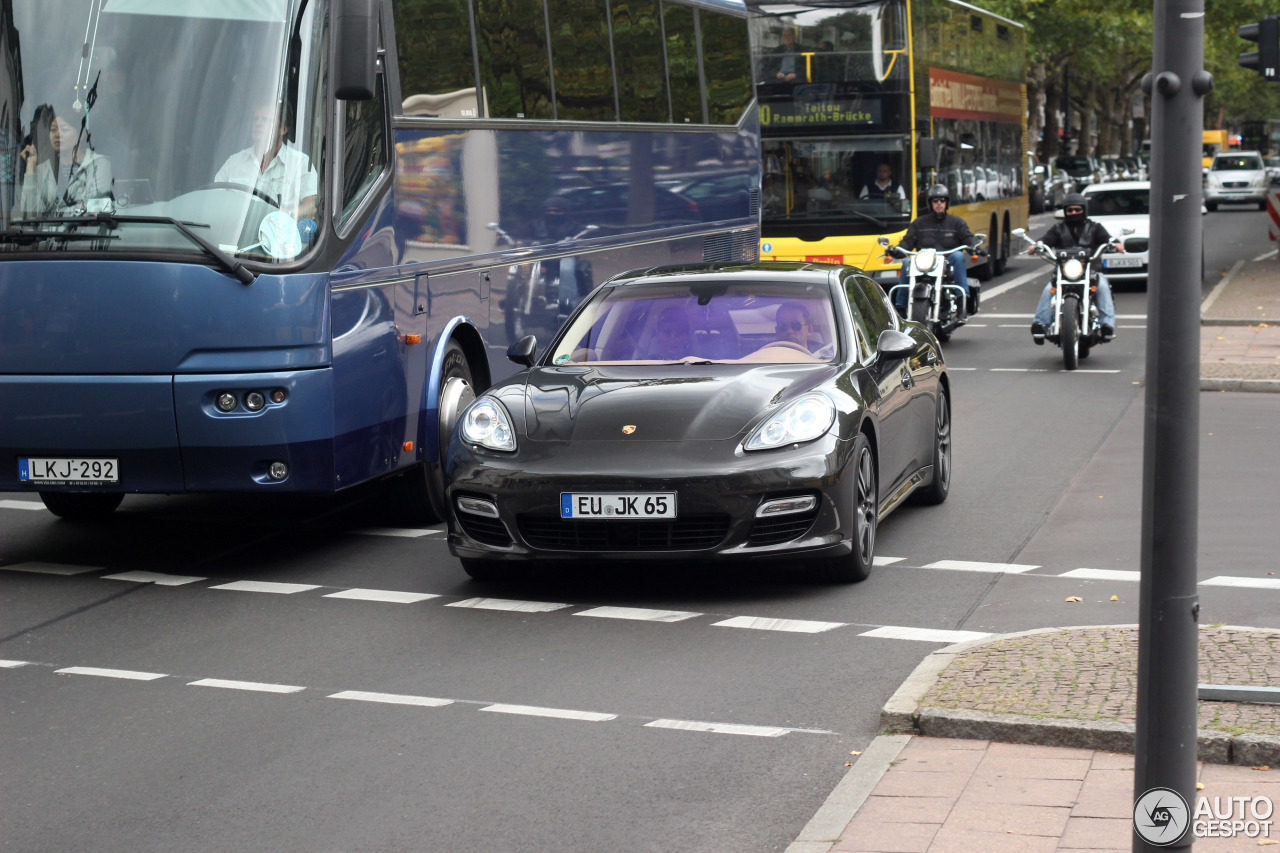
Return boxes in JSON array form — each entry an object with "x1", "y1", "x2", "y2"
[
  {"x1": 992, "y1": 222, "x2": 1010, "y2": 276},
  {"x1": 39, "y1": 491, "x2": 124, "y2": 520},
  {"x1": 395, "y1": 340, "x2": 475, "y2": 524}
]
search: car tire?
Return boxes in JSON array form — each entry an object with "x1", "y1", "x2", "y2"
[
  {"x1": 394, "y1": 340, "x2": 474, "y2": 524},
  {"x1": 39, "y1": 491, "x2": 124, "y2": 520},
  {"x1": 1206, "y1": 202, "x2": 1217, "y2": 212},
  {"x1": 813, "y1": 433, "x2": 876, "y2": 583},
  {"x1": 913, "y1": 392, "x2": 951, "y2": 506}
]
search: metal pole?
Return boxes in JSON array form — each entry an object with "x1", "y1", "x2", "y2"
[{"x1": 1134, "y1": 0, "x2": 1210, "y2": 849}]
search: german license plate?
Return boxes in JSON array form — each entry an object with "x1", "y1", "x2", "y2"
[
  {"x1": 1104, "y1": 256, "x2": 1143, "y2": 268},
  {"x1": 18, "y1": 457, "x2": 119, "y2": 484},
  {"x1": 560, "y1": 492, "x2": 676, "y2": 519}
]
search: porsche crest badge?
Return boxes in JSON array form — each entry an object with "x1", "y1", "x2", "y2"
[{"x1": 622, "y1": 425, "x2": 636, "y2": 435}]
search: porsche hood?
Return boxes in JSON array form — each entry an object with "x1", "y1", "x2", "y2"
[{"x1": 515, "y1": 364, "x2": 839, "y2": 442}]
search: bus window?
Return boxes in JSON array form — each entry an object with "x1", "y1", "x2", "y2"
[
  {"x1": 664, "y1": 4, "x2": 703, "y2": 124},
  {"x1": 475, "y1": 0, "x2": 554, "y2": 120},
  {"x1": 700, "y1": 10, "x2": 754, "y2": 125},
  {"x1": 549, "y1": 0, "x2": 616, "y2": 121},
  {"x1": 339, "y1": 67, "x2": 389, "y2": 226},
  {"x1": 612, "y1": 0, "x2": 669, "y2": 123},
  {"x1": 393, "y1": 0, "x2": 479, "y2": 116}
]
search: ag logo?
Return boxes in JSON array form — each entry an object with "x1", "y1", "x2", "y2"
[
  {"x1": 1134, "y1": 787, "x2": 1190, "y2": 846},
  {"x1": 621, "y1": 425, "x2": 636, "y2": 435}
]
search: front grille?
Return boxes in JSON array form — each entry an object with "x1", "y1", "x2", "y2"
[
  {"x1": 518, "y1": 514, "x2": 731, "y2": 551},
  {"x1": 747, "y1": 509, "x2": 820, "y2": 546},
  {"x1": 1223, "y1": 181, "x2": 1249, "y2": 188},
  {"x1": 1123, "y1": 237, "x2": 1148, "y2": 253},
  {"x1": 457, "y1": 514, "x2": 513, "y2": 547}
]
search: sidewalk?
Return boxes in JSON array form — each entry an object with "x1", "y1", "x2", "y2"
[
  {"x1": 784, "y1": 265, "x2": 1280, "y2": 852},
  {"x1": 1200, "y1": 253, "x2": 1280, "y2": 392}
]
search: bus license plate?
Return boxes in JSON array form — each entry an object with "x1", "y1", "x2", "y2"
[
  {"x1": 1105, "y1": 256, "x2": 1143, "y2": 268},
  {"x1": 18, "y1": 458, "x2": 119, "y2": 484},
  {"x1": 561, "y1": 492, "x2": 676, "y2": 520}
]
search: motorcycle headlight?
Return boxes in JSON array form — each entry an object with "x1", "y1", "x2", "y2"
[
  {"x1": 460, "y1": 398, "x2": 517, "y2": 452},
  {"x1": 744, "y1": 393, "x2": 836, "y2": 451},
  {"x1": 1062, "y1": 258, "x2": 1085, "y2": 281},
  {"x1": 913, "y1": 248, "x2": 938, "y2": 274}
]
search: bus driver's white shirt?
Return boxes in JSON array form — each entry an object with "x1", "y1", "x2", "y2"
[{"x1": 214, "y1": 143, "x2": 317, "y2": 212}]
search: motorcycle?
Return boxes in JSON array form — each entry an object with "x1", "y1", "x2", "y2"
[
  {"x1": 878, "y1": 234, "x2": 986, "y2": 343},
  {"x1": 492, "y1": 222, "x2": 599, "y2": 344},
  {"x1": 1013, "y1": 227, "x2": 1117, "y2": 370}
]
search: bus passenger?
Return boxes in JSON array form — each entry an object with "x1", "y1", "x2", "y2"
[
  {"x1": 15, "y1": 105, "x2": 114, "y2": 217},
  {"x1": 765, "y1": 27, "x2": 807, "y2": 83},
  {"x1": 215, "y1": 100, "x2": 318, "y2": 224}
]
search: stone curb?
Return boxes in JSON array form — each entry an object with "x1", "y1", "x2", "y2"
[
  {"x1": 878, "y1": 624, "x2": 1280, "y2": 766},
  {"x1": 1201, "y1": 377, "x2": 1280, "y2": 393}
]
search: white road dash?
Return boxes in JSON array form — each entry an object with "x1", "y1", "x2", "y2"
[
  {"x1": 646, "y1": 719, "x2": 791, "y2": 737},
  {"x1": 188, "y1": 678, "x2": 305, "y2": 694},
  {"x1": 1058, "y1": 568, "x2": 1141, "y2": 582},
  {"x1": 0, "y1": 660, "x2": 31, "y2": 668},
  {"x1": 947, "y1": 367, "x2": 979, "y2": 371},
  {"x1": 0, "y1": 499, "x2": 44, "y2": 511},
  {"x1": 2, "y1": 562, "x2": 98, "y2": 576},
  {"x1": 102, "y1": 571, "x2": 206, "y2": 586},
  {"x1": 575, "y1": 606, "x2": 701, "y2": 623},
  {"x1": 873, "y1": 556, "x2": 906, "y2": 566},
  {"x1": 920, "y1": 560, "x2": 1039, "y2": 574},
  {"x1": 1200, "y1": 576, "x2": 1280, "y2": 590},
  {"x1": 990, "y1": 368, "x2": 1049, "y2": 372},
  {"x1": 323, "y1": 589, "x2": 440, "y2": 604},
  {"x1": 481, "y1": 704, "x2": 616, "y2": 722},
  {"x1": 210, "y1": 580, "x2": 320, "y2": 594},
  {"x1": 713, "y1": 616, "x2": 844, "y2": 634},
  {"x1": 349, "y1": 527, "x2": 442, "y2": 538},
  {"x1": 329, "y1": 690, "x2": 453, "y2": 707},
  {"x1": 446, "y1": 597, "x2": 570, "y2": 613},
  {"x1": 56, "y1": 666, "x2": 166, "y2": 681},
  {"x1": 859, "y1": 626, "x2": 993, "y2": 643},
  {"x1": 1062, "y1": 369, "x2": 1123, "y2": 374}
]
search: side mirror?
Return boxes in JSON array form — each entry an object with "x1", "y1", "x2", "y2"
[
  {"x1": 971, "y1": 233, "x2": 987, "y2": 248},
  {"x1": 1033, "y1": 165, "x2": 1045, "y2": 176},
  {"x1": 1011, "y1": 227, "x2": 1027, "y2": 240},
  {"x1": 507, "y1": 335, "x2": 537, "y2": 368},
  {"x1": 334, "y1": 0, "x2": 377, "y2": 100},
  {"x1": 876, "y1": 329, "x2": 917, "y2": 361},
  {"x1": 877, "y1": 235, "x2": 891, "y2": 247},
  {"x1": 1054, "y1": 208, "x2": 1065, "y2": 220},
  {"x1": 918, "y1": 137, "x2": 937, "y2": 170}
]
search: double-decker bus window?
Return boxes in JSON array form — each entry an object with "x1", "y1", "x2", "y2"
[
  {"x1": 612, "y1": 0, "x2": 668, "y2": 123},
  {"x1": 393, "y1": 0, "x2": 480, "y2": 116},
  {"x1": 549, "y1": 0, "x2": 615, "y2": 121},
  {"x1": 475, "y1": 0, "x2": 553, "y2": 120},
  {"x1": 340, "y1": 71, "x2": 388, "y2": 225},
  {"x1": 663, "y1": 3, "x2": 702, "y2": 124},
  {"x1": 700, "y1": 11, "x2": 752, "y2": 125}
]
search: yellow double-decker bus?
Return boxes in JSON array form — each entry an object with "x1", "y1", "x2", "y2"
[{"x1": 750, "y1": 0, "x2": 1028, "y2": 289}]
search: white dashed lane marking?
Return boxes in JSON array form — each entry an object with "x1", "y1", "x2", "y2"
[
  {"x1": 323, "y1": 589, "x2": 440, "y2": 604},
  {"x1": 712, "y1": 616, "x2": 844, "y2": 634},
  {"x1": 481, "y1": 704, "x2": 617, "y2": 722},
  {"x1": 188, "y1": 678, "x2": 305, "y2": 694},
  {"x1": 329, "y1": 690, "x2": 453, "y2": 708},
  {"x1": 56, "y1": 666, "x2": 167, "y2": 681},
  {"x1": 921, "y1": 560, "x2": 1040, "y2": 574},
  {"x1": 349, "y1": 527, "x2": 442, "y2": 538},
  {"x1": 575, "y1": 606, "x2": 701, "y2": 622},
  {"x1": 210, "y1": 580, "x2": 321, "y2": 594},
  {"x1": 1058, "y1": 569, "x2": 1141, "y2": 582},
  {"x1": 446, "y1": 597, "x2": 570, "y2": 613},
  {"x1": 4, "y1": 563, "x2": 98, "y2": 576},
  {"x1": 858, "y1": 626, "x2": 993, "y2": 643},
  {"x1": 1200, "y1": 576, "x2": 1280, "y2": 590},
  {"x1": 103, "y1": 571, "x2": 206, "y2": 586},
  {"x1": 0, "y1": 500, "x2": 44, "y2": 511},
  {"x1": 0, "y1": 660, "x2": 29, "y2": 668},
  {"x1": 645, "y1": 719, "x2": 794, "y2": 738}
]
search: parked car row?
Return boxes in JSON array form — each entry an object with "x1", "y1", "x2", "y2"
[{"x1": 1027, "y1": 154, "x2": 1148, "y2": 214}]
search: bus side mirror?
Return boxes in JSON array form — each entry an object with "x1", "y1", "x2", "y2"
[
  {"x1": 918, "y1": 137, "x2": 937, "y2": 170},
  {"x1": 335, "y1": 0, "x2": 377, "y2": 100}
]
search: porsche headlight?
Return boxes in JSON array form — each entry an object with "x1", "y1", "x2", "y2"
[
  {"x1": 1062, "y1": 258, "x2": 1085, "y2": 281},
  {"x1": 460, "y1": 398, "x2": 516, "y2": 452},
  {"x1": 912, "y1": 248, "x2": 938, "y2": 274},
  {"x1": 744, "y1": 393, "x2": 836, "y2": 451}
]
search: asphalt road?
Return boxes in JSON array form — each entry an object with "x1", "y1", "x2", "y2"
[{"x1": 2, "y1": 206, "x2": 1276, "y2": 853}]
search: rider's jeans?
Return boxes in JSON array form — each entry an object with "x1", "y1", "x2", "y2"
[
  {"x1": 1034, "y1": 273, "x2": 1116, "y2": 327},
  {"x1": 894, "y1": 250, "x2": 970, "y2": 310}
]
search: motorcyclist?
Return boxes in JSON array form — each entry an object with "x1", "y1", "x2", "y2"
[
  {"x1": 888, "y1": 184, "x2": 979, "y2": 320},
  {"x1": 1027, "y1": 192, "x2": 1119, "y2": 344}
]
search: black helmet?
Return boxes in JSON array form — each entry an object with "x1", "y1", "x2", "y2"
[
  {"x1": 925, "y1": 184, "x2": 950, "y2": 205},
  {"x1": 1062, "y1": 192, "x2": 1087, "y2": 224}
]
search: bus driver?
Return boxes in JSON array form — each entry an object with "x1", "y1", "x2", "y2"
[{"x1": 214, "y1": 100, "x2": 318, "y2": 225}]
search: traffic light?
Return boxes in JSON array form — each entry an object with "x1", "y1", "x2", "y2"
[{"x1": 1239, "y1": 16, "x2": 1280, "y2": 80}]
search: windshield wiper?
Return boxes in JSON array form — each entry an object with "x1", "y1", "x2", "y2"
[
  {"x1": 14, "y1": 214, "x2": 256, "y2": 284},
  {"x1": 0, "y1": 227, "x2": 118, "y2": 246},
  {"x1": 764, "y1": 208, "x2": 890, "y2": 229}
]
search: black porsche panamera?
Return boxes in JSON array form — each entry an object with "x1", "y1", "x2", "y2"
[{"x1": 444, "y1": 261, "x2": 950, "y2": 583}]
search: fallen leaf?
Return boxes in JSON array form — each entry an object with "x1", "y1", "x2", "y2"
[
  {"x1": 1197, "y1": 782, "x2": 1206, "y2": 790},
  {"x1": 1217, "y1": 336, "x2": 1226, "y2": 340},
  {"x1": 1111, "y1": 596, "x2": 1119, "y2": 602},
  {"x1": 850, "y1": 751, "x2": 862, "y2": 756},
  {"x1": 1257, "y1": 839, "x2": 1278, "y2": 846},
  {"x1": 1066, "y1": 596, "x2": 1083, "y2": 603},
  {"x1": 1252, "y1": 766, "x2": 1272, "y2": 771},
  {"x1": 844, "y1": 762, "x2": 853, "y2": 767}
]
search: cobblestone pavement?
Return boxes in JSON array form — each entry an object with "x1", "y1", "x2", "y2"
[{"x1": 1201, "y1": 255, "x2": 1280, "y2": 389}]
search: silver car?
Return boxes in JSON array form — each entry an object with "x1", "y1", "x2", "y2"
[{"x1": 1204, "y1": 151, "x2": 1269, "y2": 211}]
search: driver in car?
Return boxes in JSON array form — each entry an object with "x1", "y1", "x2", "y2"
[
  {"x1": 774, "y1": 301, "x2": 834, "y2": 358},
  {"x1": 214, "y1": 99, "x2": 318, "y2": 225}
]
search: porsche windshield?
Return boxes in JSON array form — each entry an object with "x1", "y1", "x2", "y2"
[
  {"x1": 551, "y1": 281, "x2": 839, "y2": 365},
  {"x1": 0, "y1": 0, "x2": 327, "y2": 263}
]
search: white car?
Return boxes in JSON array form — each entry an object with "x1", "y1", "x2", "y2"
[
  {"x1": 1204, "y1": 151, "x2": 1268, "y2": 210},
  {"x1": 1069, "y1": 181, "x2": 1151, "y2": 283}
]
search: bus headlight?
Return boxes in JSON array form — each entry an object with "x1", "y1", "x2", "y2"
[
  {"x1": 244, "y1": 391, "x2": 266, "y2": 411},
  {"x1": 1062, "y1": 259, "x2": 1085, "y2": 281},
  {"x1": 215, "y1": 392, "x2": 238, "y2": 412}
]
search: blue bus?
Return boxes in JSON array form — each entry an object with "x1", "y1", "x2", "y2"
[{"x1": 0, "y1": 0, "x2": 760, "y2": 520}]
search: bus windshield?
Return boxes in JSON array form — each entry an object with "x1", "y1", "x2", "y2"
[{"x1": 1, "y1": 0, "x2": 327, "y2": 263}]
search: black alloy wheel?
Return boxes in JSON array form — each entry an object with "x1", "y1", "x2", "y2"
[
  {"x1": 913, "y1": 392, "x2": 952, "y2": 506},
  {"x1": 814, "y1": 433, "x2": 877, "y2": 583}
]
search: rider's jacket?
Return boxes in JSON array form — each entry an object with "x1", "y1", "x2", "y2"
[
  {"x1": 1039, "y1": 219, "x2": 1114, "y2": 253},
  {"x1": 898, "y1": 212, "x2": 976, "y2": 253}
]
